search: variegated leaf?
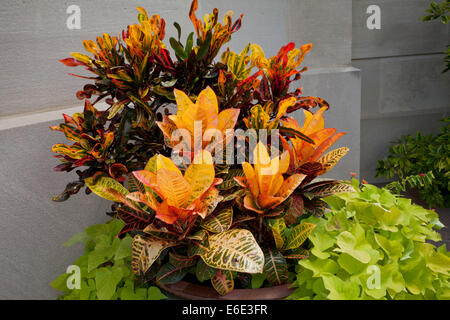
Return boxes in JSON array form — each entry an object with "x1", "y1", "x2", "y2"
[
  {"x1": 200, "y1": 229, "x2": 264, "y2": 274},
  {"x1": 318, "y1": 147, "x2": 349, "y2": 174},
  {"x1": 156, "y1": 263, "x2": 187, "y2": 284},
  {"x1": 284, "y1": 194, "x2": 304, "y2": 225},
  {"x1": 304, "y1": 198, "x2": 328, "y2": 218},
  {"x1": 107, "y1": 99, "x2": 128, "y2": 119},
  {"x1": 131, "y1": 234, "x2": 177, "y2": 275},
  {"x1": 211, "y1": 270, "x2": 234, "y2": 296},
  {"x1": 283, "y1": 223, "x2": 316, "y2": 250},
  {"x1": 218, "y1": 169, "x2": 244, "y2": 190},
  {"x1": 187, "y1": 231, "x2": 210, "y2": 257},
  {"x1": 201, "y1": 187, "x2": 223, "y2": 217},
  {"x1": 195, "y1": 258, "x2": 217, "y2": 282},
  {"x1": 85, "y1": 176, "x2": 129, "y2": 202},
  {"x1": 169, "y1": 252, "x2": 197, "y2": 268},
  {"x1": 186, "y1": 229, "x2": 208, "y2": 241},
  {"x1": 222, "y1": 189, "x2": 246, "y2": 202},
  {"x1": 263, "y1": 248, "x2": 288, "y2": 285},
  {"x1": 268, "y1": 219, "x2": 287, "y2": 250},
  {"x1": 284, "y1": 247, "x2": 310, "y2": 260},
  {"x1": 127, "y1": 173, "x2": 146, "y2": 194},
  {"x1": 306, "y1": 181, "x2": 355, "y2": 198},
  {"x1": 200, "y1": 207, "x2": 233, "y2": 233}
]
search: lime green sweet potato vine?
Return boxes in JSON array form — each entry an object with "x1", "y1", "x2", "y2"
[
  {"x1": 289, "y1": 181, "x2": 450, "y2": 300},
  {"x1": 51, "y1": 219, "x2": 167, "y2": 300}
]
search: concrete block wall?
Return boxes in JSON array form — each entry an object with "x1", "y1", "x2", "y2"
[
  {"x1": 0, "y1": 0, "x2": 360, "y2": 299},
  {"x1": 352, "y1": 0, "x2": 450, "y2": 181}
]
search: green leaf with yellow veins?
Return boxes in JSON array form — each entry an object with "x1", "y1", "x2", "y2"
[
  {"x1": 85, "y1": 176, "x2": 129, "y2": 202},
  {"x1": 283, "y1": 223, "x2": 316, "y2": 250},
  {"x1": 195, "y1": 259, "x2": 217, "y2": 282},
  {"x1": 268, "y1": 218, "x2": 287, "y2": 250}
]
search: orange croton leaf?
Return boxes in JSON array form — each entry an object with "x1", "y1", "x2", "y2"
[
  {"x1": 128, "y1": 150, "x2": 218, "y2": 224},
  {"x1": 157, "y1": 87, "x2": 240, "y2": 152},
  {"x1": 234, "y1": 142, "x2": 305, "y2": 214},
  {"x1": 281, "y1": 107, "x2": 347, "y2": 174}
]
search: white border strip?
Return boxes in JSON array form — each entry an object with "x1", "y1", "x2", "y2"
[{"x1": 0, "y1": 102, "x2": 109, "y2": 131}]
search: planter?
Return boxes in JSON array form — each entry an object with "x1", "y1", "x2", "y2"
[{"x1": 158, "y1": 281, "x2": 294, "y2": 300}]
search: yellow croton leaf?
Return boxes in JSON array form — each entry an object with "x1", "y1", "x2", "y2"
[
  {"x1": 184, "y1": 150, "x2": 215, "y2": 204},
  {"x1": 281, "y1": 107, "x2": 347, "y2": 173},
  {"x1": 157, "y1": 87, "x2": 239, "y2": 151},
  {"x1": 235, "y1": 142, "x2": 305, "y2": 214}
]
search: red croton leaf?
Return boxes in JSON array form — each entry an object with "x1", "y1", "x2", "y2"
[
  {"x1": 297, "y1": 162, "x2": 324, "y2": 187},
  {"x1": 59, "y1": 58, "x2": 84, "y2": 67},
  {"x1": 116, "y1": 205, "x2": 152, "y2": 238},
  {"x1": 109, "y1": 163, "x2": 128, "y2": 182}
]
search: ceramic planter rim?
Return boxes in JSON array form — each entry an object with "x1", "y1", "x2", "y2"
[{"x1": 158, "y1": 280, "x2": 295, "y2": 300}]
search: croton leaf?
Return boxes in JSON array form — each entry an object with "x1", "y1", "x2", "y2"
[
  {"x1": 284, "y1": 223, "x2": 316, "y2": 250},
  {"x1": 127, "y1": 173, "x2": 146, "y2": 194},
  {"x1": 211, "y1": 270, "x2": 234, "y2": 296},
  {"x1": 200, "y1": 207, "x2": 233, "y2": 233},
  {"x1": 305, "y1": 181, "x2": 355, "y2": 198},
  {"x1": 317, "y1": 147, "x2": 349, "y2": 174},
  {"x1": 195, "y1": 258, "x2": 217, "y2": 282},
  {"x1": 131, "y1": 234, "x2": 177, "y2": 275},
  {"x1": 156, "y1": 262, "x2": 188, "y2": 284},
  {"x1": 169, "y1": 252, "x2": 197, "y2": 268},
  {"x1": 263, "y1": 248, "x2": 289, "y2": 285},
  {"x1": 200, "y1": 229, "x2": 264, "y2": 273},
  {"x1": 304, "y1": 198, "x2": 328, "y2": 218},
  {"x1": 284, "y1": 247, "x2": 310, "y2": 260},
  {"x1": 284, "y1": 194, "x2": 304, "y2": 225},
  {"x1": 85, "y1": 176, "x2": 129, "y2": 202},
  {"x1": 217, "y1": 169, "x2": 244, "y2": 190},
  {"x1": 280, "y1": 126, "x2": 314, "y2": 144},
  {"x1": 184, "y1": 151, "x2": 215, "y2": 203},
  {"x1": 116, "y1": 205, "x2": 152, "y2": 237},
  {"x1": 268, "y1": 218, "x2": 287, "y2": 250},
  {"x1": 107, "y1": 99, "x2": 129, "y2": 119},
  {"x1": 187, "y1": 231, "x2": 210, "y2": 257}
]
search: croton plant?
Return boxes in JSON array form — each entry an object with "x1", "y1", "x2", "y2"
[{"x1": 51, "y1": 0, "x2": 354, "y2": 296}]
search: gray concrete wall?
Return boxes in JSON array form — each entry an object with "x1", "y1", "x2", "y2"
[
  {"x1": 0, "y1": 0, "x2": 360, "y2": 299},
  {"x1": 352, "y1": 0, "x2": 450, "y2": 181}
]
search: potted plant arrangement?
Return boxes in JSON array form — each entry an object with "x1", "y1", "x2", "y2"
[{"x1": 50, "y1": 1, "x2": 449, "y2": 300}]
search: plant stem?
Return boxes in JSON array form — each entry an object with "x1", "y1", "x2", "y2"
[{"x1": 258, "y1": 215, "x2": 264, "y2": 243}]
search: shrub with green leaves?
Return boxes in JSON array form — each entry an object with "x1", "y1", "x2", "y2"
[
  {"x1": 376, "y1": 117, "x2": 450, "y2": 208},
  {"x1": 288, "y1": 181, "x2": 449, "y2": 300},
  {"x1": 51, "y1": 219, "x2": 167, "y2": 300}
]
